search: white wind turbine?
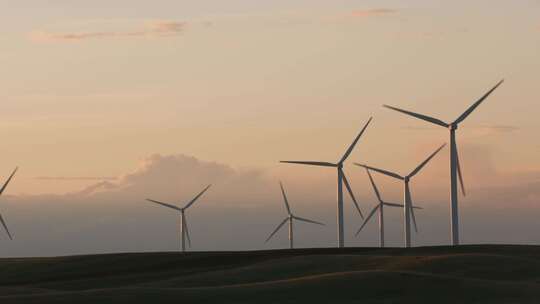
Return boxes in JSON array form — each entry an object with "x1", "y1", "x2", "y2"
[
  {"x1": 383, "y1": 80, "x2": 503, "y2": 245},
  {"x1": 265, "y1": 182, "x2": 324, "y2": 249},
  {"x1": 355, "y1": 168, "x2": 422, "y2": 247},
  {"x1": 146, "y1": 184, "x2": 211, "y2": 252},
  {"x1": 0, "y1": 167, "x2": 18, "y2": 240},
  {"x1": 355, "y1": 144, "x2": 445, "y2": 247},
  {"x1": 281, "y1": 117, "x2": 372, "y2": 248}
]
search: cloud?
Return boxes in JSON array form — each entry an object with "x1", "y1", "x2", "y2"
[
  {"x1": 35, "y1": 176, "x2": 117, "y2": 181},
  {"x1": 401, "y1": 125, "x2": 440, "y2": 130},
  {"x1": 350, "y1": 8, "x2": 399, "y2": 18},
  {"x1": 148, "y1": 21, "x2": 186, "y2": 35},
  {"x1": 480, "y1": 125, "x2": 519, "y2": 132},
  {"x1": 401, "y1": 124, "x2": 519, "y2": 136},
  {"x1": 72, "y1": 181, "x2": 119, "y2": 196},
  {"x1": 108, "y1": 154, "x2": 272, "y2": 202},
  {"x1": 46, "y1": 153, "x2": 276, "y2": 206},
  {"x1": 472, "y1": 124, "x2": 519, "y2": 136},
  {"x1": 30, "y1": 21, "x2": 186, "y2": 42}
]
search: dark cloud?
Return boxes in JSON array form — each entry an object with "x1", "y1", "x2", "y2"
[
  {"x1": 1, "y1": 152, "x2": 540, "y2": 257},
  {"x1": 0, "y1": 154, "x2": 283, "y2": 256}
]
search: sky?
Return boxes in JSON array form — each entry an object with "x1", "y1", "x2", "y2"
[{"x1": 0, "y1": 0, "x2": 540, "y2": 256}]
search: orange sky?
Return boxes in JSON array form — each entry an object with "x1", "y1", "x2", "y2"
[
  {"x1": 1, "y1": 1, "x2": 540, "y2": 255},
  {"x1": 1, "y1": 0, "x2": 538, "y2": 195}
]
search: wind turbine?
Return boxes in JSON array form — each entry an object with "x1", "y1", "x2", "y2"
[
  {"x1": 146, "y1": 184, "x2": 211, "y2": 252},
  {"x1": 355, "y1": 168, "x2": 422, "y2": 247},
  {"x1": 355, "y1": 143, "x2": 445, "y2": 247},
  {"x1": 0, "y1": 167, "x2": 18, "y2": 240},
  {"x1": 281, "y1": 117, "x2": 372, "y2": 248},
  {"x1": 383, "y1": 79, "x2": 503, "y2": 245},
  {"x1": 266, "y1": 182, "x2": 324, "y2": 249}
]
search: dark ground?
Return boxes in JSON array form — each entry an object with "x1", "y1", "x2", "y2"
[{"x1": 1, "y1": 245, "x2": 539, "y2": 303}]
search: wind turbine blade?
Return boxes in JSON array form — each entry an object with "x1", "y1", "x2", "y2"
[
  {"x1": 279, "y1": 182, "x2": 291, "y2": 214},
  {"x1": 355, "y1": 163, "x2": 403, "y2": 180},
  {"x1": 0, "y1": 167, "x2": 18, "y2": 196},
  {"x1": 355, "y1": 205, "x2": 379, "y2": 236},
  {"x1": 453, "y1": 79, "x2": 504, "y2": 124},
  {"x1": 365, "y1": 168, "x2": 382, "y2": 202},
  {"x1": 183, "y1": 215, "x2": 192, "y2": 248},
  {"x1": 146, "y1": 199, "x2": 182, "y2": 211},
  {"x1": 410, "y1": 204, "x2": 418, "y2": 233},
  {"x1": 280, "y1": 161, "x2": 337, "y2": 167},
  {"x1": 265, "y1": 218, "x2": 289, "y2": 243},
  {"x1": 455, "y1": 141, "x2": 466, "y2": 196},
  {"x1": 341, "y1": 169, "x2": 363, "y2": 219},
  {"x1": 339, "y1": 117, "x2": 373, "y2": 163},
  {"x1": 408, "y1": 143, "x2": 446, "y2": 178},
  {"x1": 0, "y1": 214, "x2": 12, "y2": 240},
  {"x1": 293, "y1": 216, "x2": 325, "y2": 226},
  {"x1": 383, "y1": 202, "x2": 404, "y2": 208},
  {"x1": 184, "y1": 184, "x2": 212, "y2": 209},
  {"x1": 383, "y1": 105, "x2": 449, "y2": 128}
]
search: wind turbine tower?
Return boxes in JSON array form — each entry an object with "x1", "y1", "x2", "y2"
[
  {"x1": 266, "y1": 182, "x2": 324, "y2": 249},
  {"x1": 146, "y1": 184, "x2": 211, "y2": 252},
  {"x1": 356, "y1": 144, "x2": 445, "y2": 247},
  {"x1": 356, "y1": 168, "x2": 421, "y2": 247},
  {"x1": 383, "y1": 80, "x2": 503, "y2": 245},
  {"x1": 281, "y1": 117, "x2": 372, "y2": 248}
]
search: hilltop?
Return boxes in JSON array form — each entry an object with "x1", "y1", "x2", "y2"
[{"x1": 0, "y1": 245, "x2": 539, "y2": 303}]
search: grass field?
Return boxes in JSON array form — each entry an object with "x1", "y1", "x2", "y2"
[{"x1": 1, "y1": 245, "x2": 539, "y2": 303}]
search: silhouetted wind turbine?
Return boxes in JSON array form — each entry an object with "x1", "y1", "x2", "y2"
[
  {"x1": 265, "y1": 182, "x2": 324, "y2": 249},
  {"x1": 281, "y1": 117, "x2": 372, "y2": 248},
  {"x1": 383, "y1": 80, "x2": 503, "y2": 245},
  {"x1": 355, "y1": 168, "x2": 422, "y2": 247},
  {"x1": 0, "y1": 167, "x2": 18, "y2": 240},
  {"x1": 356, "y1": 144, "x2": 445, "y2": 247},
  {"x1": 146, "y1": 184, "x2": 211, "y2": 252}
]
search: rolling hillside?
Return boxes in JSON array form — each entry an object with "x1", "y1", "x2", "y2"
[{"x1": 1, "y1": 245, "x2": 539, "y2": 303}]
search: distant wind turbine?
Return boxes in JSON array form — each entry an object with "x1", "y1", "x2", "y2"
[
  {"x1": 146, "y1": 184, "x2": 211, "y2": 252},
  {"x1": 0, "y1": 167, "x2": 18, "y2": 240},
  {"x1": 266, "y1": 182, "x2": 324, "y2": 249},
  {"x1": 355, "y1": 168, "x2": 422, "y2": 247},
  {"x1": 281, "y1": 117, "x2": 372, "y2": 248},
  {"x1": 383, "y1": 79, "x2": 503, "y2": 245},
  {"x1": 356, "y1": 144, "x2": 445, "y2": 247}
]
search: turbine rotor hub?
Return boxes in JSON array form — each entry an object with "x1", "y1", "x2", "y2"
[{"x1": 449, "y1": 123, "x2": 458, "y2": 130}]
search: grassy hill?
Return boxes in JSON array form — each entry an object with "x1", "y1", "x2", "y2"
[{"x1": 1, "y1": 245, "x2": 539, "y2": 303}]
